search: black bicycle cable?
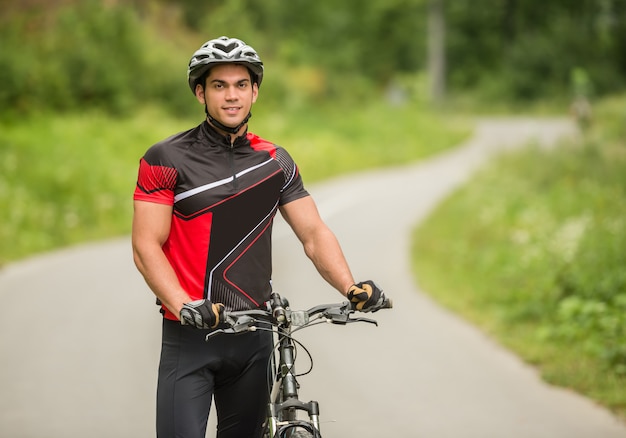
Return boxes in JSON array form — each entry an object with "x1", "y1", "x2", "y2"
[{"x1": 256, "y1": 310, "x2": 348, "y2": 397}]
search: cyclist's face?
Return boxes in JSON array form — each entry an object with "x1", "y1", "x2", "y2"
[{"x1": 196, "y1": 64, "x2": 258, "y2": 130}]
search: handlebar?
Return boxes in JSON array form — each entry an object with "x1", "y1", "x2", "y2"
[{"x1": 206, "y1": 293, "x2": 392, "y2": 340}]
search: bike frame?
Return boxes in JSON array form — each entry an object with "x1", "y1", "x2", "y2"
[
  {"x1": 207, "y1": 292, "x2": 391, "y2": 438},
  {"x1": 265, "y1": 316, "x2": 321, "y2": 437}
]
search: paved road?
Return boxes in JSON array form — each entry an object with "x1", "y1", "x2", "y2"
[{"x1": 2, "y1": 118, "x2": 625, "y2": 437}]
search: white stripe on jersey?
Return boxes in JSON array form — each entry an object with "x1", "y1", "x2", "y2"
[{"x1": 174, "y1": 158, "x2": 274, "y2": 203}]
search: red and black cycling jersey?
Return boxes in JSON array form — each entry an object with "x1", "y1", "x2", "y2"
[{"x1": 134, "y1": 121, "x2": 309, "y2": 319}]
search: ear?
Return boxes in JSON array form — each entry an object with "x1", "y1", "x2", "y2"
[
  {"x1": 195, "y1": 83, "x2": 205, "y2": 105},
  {"x1": 251, "y1": 83, "x2": 259, "y2": 104}
]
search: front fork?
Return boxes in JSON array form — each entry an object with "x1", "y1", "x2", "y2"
[
  {"x1": 267, "y1": 399, "x2": 320, "y2": 436},
  {"x1": 266, "y1": 333, "x2": 321, "y2": 436}
]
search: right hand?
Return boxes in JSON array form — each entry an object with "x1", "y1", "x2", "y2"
[{"x1": 180, "y1": 299, "x2": 225, "y2": 329}]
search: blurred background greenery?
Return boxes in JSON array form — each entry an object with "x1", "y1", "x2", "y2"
[
  {"x1": 1, "y1": 0, "x2": 625, "y2": 418},
  {"x1": 1, "y1": 0, "x2": 625, "y2": 114},
  {"x1": 413, "y1": 94, "x2": 626, "y2": 416},
  {"x1": 2, "y1": 0, "x2": 624, "y2": 261}
]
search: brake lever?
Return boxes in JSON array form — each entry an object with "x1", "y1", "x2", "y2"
[
  {"x1": 205, "y1": 315, "x2": 257, "y2": 341},
  {"x1": 349, "y1": 316, "x2": 378, "y2": 326},
  {"x1": 322, "y1": 305, "x2": 379, "y2": 327},
  {"x1": 323, "y1": 307, "x2": 352, "y2": 325},
  {"x1": 325, "y1": 312, "x2": 379, "y2": 326},
  {"x1": 206, "y1": 328, "x2": 228, "y2": 340}
]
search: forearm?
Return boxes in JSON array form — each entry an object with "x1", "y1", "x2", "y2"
[
  {"x1": 133, "y1": 243, "x2": 190, "y2": 317},
  {"x1": 302, "y1": 226, "x2": 355, "y2": 296}
]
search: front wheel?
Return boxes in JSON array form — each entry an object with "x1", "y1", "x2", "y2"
[
  {"x1": 276, "y1": 422, "x2": 320, "y2": 438},
  {"x1": 262, "y1": 422, "x2": 318, "y2": 438},
  {"x1": 290, "y1": 431, "x2": 314, "y2": 438}
]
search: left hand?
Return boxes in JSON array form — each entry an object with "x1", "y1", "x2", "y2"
[{"x1": 347, "y1": 280, "x2": 385, "y2": 312}]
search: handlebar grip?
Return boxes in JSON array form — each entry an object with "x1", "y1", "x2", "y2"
[
  {"x1": 381, "y1": 297, "x2": 393, "y2": 309},
  {"x1": 348, "y1": 297, "x2": 393, "y2": 312}
]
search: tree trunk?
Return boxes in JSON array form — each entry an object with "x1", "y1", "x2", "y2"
[{"x1": 428, "y1": 0, "x2": 446, "y2": 104}]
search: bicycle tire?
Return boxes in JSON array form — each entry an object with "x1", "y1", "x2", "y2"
[
  {"x1": 262, "y1": 427, "x2": 316, "y2": 438},
  {"x1": 289, "y1": 431, "x2": 314, "y2": 438},
  {"x1": 276, "y1": 421, "x2": 320, "y2": 438}
]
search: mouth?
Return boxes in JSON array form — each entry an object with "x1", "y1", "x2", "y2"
[{"x1": 222, "y1": 106, "x2": 243, "y2": 116}]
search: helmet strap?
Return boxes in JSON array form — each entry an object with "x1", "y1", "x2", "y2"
[{"x1": 205, "y1": 105, "x2": 251, "y2": 136}]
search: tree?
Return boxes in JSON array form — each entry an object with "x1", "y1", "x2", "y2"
[{"x1": 428, "y1": 0, "x2": 446, "y2": 103}]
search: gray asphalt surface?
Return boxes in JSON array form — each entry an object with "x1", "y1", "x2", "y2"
[{"x1": 1, "y1": 118, "x2": 625, "y2": 437}]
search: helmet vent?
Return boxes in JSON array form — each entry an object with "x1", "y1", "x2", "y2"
[{"x1": 215, "y1": 42, "x2": 238, "y2": 54}]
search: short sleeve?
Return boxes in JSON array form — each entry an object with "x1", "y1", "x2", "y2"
[
  {"x1": 133, "y1": 151, "x2": 178, "y2": 206},
  {"x1": 275, "y1": 147, "x2": 309, "y2": 205}
]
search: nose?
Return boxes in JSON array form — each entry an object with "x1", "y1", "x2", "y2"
[{"x1": 225, "y1": 85, "x2": 238, "y2": 101}]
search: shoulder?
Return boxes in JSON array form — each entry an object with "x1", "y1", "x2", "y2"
[
  {"x1": 247, "y1": 132, "x2": 277, "y2": 157},
  {"x1": 247, "y1": 132, "x2": 298, "y2": 164},
  {"x1": 144, "y1": 124, "x2": 203, "y2": 164}
]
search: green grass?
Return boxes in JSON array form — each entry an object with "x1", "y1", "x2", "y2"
[
  {"x1": 253, "y1": 101, "x2": 469, "y2": 181},
  {"x1": 0, "y1": 102, "x2": 469, "y2": 265},
  {"x1": 0, "y1": 107, "x2": 193, "y2": 263},
  {"x1": 411, "y1": 94, "x2": 626, "y2": 418}
]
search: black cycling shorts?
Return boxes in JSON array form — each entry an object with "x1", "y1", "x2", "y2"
[{"x1": 156, "y1": 318, "x2": 273, "y2": 438}]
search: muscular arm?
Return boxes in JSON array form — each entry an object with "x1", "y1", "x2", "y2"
[
  {"x1": 131, "y1": 200, "x2": 190, "y2": 317},
  {"x1": 279, "y1": 196, "x2": 355, "y2": 296}
]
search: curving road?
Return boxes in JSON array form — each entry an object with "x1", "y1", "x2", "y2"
[{"x1": 1, "y1": 118, "x2": 625, "y2": 437}]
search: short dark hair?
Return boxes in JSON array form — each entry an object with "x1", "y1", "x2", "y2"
[{"x1": 195, "y1": 66, "x2": 258, "y2": 90}]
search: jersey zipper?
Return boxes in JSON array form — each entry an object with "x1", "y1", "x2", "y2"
[{"x1": 229, "y1": 138, "x2": 238, "y2": 190}]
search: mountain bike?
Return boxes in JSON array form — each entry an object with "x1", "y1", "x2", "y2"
[{"x1": 206, "y1": 292, "x2": 392, "y2": 438}]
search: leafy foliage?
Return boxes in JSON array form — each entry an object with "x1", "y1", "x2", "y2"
[
  {"x1": 3, "y1": 0, "x2": 626, "y2": 115},
  {"x1": 446, "y1": 0, "x2": 626, "y2": 100},
  {"x1": 412, "y1": 94, "x2": 626, "y2": 415},
  {"x1": 0, "y1": 1, "x2": 193, "y2": 116}
]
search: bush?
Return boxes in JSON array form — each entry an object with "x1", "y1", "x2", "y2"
[
  {"x1": 0, "y1": 1, "x2": 193, "y2": 117},
  {"x1": 412, "y1": 94, "x2": 626, "y2": 414}
]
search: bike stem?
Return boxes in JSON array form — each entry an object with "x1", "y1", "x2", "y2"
[{"x1": 279, "y1": 333, "x2": 299, "y2": 399}]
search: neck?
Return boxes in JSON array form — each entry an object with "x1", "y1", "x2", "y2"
[
  {"x1": 205, "y1": 108, "x2": 252, "y2": 141},
  {"x1": 208, "y1": 119, "x2": 245, "y2": 142}
]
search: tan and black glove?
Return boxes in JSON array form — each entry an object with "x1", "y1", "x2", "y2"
[
  {"x1": 347, "y1": 280, "x2": 385, "y2": 312},
  {"x1": 180, "y1": 300, "x2": 225, "y2": 329}
]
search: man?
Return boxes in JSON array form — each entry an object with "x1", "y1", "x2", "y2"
[{"x1": 132, "y1": 36, "x2": 385, "y2": 438}]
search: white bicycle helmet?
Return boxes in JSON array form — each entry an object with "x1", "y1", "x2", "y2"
[{"x1": 187, "y1": 36, "x2": 264, "y2": 93}]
